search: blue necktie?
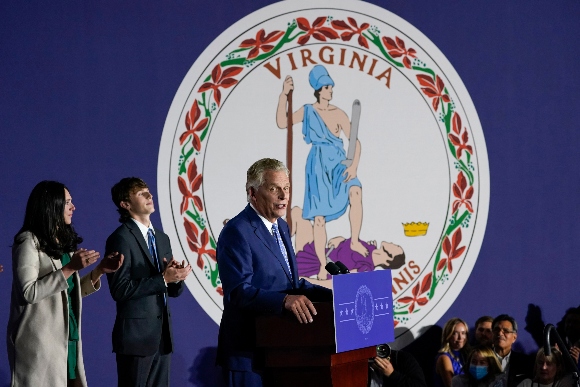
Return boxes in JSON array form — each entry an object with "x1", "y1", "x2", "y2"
[
  {"x1": 147, "y1": 228, "x2": 161, "y2": 272},
  {"x1": 147, "y1": 228, "x2": 166, "y2": 305},
  {"x1": 272, "y1": 223, "x2": 292, "y2": 278}
]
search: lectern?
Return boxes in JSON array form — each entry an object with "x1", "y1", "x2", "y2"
[{"x1": 255, "y1": 302, "x2": 375, "y2": 387}]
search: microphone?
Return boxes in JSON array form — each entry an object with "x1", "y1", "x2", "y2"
[
  {"x1": 325, "y1": 262, "x2": 341, "y2": 275},
  {"x1": 335, "y1": 261, "x2": 350, "y2": 274}
]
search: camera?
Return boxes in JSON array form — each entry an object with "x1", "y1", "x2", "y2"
[{"x1": 376, "y1": 343, "x2": 391, "y2": 359}]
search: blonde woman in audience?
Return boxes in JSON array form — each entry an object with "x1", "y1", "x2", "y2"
[{"x1": 435, "y1": 317, "x2": 471, "y2": 387}]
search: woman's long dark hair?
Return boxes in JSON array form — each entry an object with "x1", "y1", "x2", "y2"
[{"x1": 14, "y1": 180, "x2": 82, "y2": 258}]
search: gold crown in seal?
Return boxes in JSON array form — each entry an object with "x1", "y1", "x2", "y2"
[{"x1": 403, "y1": 222, "x2": 429, "y2": 237}]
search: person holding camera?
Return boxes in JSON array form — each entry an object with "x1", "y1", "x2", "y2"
[{"x1": 369, "y1": 344, "x2": 427, "y2": 387}]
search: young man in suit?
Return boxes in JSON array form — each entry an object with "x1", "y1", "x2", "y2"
[
  {"x1": 216, "y1": 158, "x2": 333, "y2": 387},
  {"x1": 106, "y1": 177, "x2": 191, "y2": 387}
]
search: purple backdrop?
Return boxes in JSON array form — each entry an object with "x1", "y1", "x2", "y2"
[{"x1": 1, "y1": 1, "x2": 579, "y2": 385}]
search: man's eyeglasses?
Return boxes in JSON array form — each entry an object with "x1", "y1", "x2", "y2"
[{"x1": 493, "y1": 327, "x2": 516, "y2": 335}]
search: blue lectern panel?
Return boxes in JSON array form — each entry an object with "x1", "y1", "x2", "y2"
[{"x1": 333, "y1": 270, "x2": 394, "y2": 353}]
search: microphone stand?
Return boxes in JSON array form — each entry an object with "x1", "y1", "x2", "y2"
[{"x1": 544, "y1": 323, "x2": 579, "y2": 386}]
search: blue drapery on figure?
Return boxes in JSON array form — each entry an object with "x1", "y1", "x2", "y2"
[{"x1": 302, "y1": 104, "x2": 361, "y2": 222}]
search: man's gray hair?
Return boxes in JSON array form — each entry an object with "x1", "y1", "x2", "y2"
[{"x1": 246, "y1": 158, "x2": 289, "y2": 202}]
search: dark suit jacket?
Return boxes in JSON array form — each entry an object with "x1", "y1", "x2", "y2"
[
  {"x1": 507, "y1": 350, "x2": 534, "y2": 387},
  {"x1": 216, "y1": 205, "x2": 332, "y2": 371},
  {"x1": 106, "y1": 220, "x2": 183, "y2": 356}
]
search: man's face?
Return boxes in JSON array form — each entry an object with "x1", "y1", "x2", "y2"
[
  {"x1": 493, "y1": 320, "x2": 517, "y2": 352},
  {"x1": 381, "y1": 242, "x2": 403, "y2": 257},
  {"x1": 123, "y1": 188, "x2": 155, "y2": 218},
  {"x1": 250, "y1": 170, "x2": 289, "y2": 223},
  {"x1": 374, "y1": 242, "x2": 403, "y2": 265},
  {"x1": 475, "y1": 321, "x2": 493, "y2": 346}
]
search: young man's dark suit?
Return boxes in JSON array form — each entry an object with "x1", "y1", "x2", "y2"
[{"x1": 106, "y1": 220, "x2": 184, "y2": 386}]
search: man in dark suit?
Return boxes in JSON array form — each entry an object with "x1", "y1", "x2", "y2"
[
  {"x1": 492, "y1": 314, "x2": 534, "y2": 387},
  {"x1": 106, "y1": 177, "x2": 191, "y2": 387},
  {"x1": 217, "y1": 158, "x2": 333, "y2": 386}
]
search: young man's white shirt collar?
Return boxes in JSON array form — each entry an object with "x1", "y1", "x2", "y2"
[{"x1": 131, "y1": 218, "x2": 154, "y2": 247}]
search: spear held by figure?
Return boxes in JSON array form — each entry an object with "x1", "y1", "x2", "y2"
[{"x1": 286, "y1": 89, "x2": 293, "y2": 232}]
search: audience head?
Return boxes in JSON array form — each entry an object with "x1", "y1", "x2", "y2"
[
  {"x1": 466, "y1": 345, "x2": 503, "y2": 383},
  {"x1": 492, "y1": 314, "x2": 518, "y2": 353},
  {"x1": 440, "y1": 317, "x2": 469, "y2": 354},
  {"x1": 563, "y1": 307, "x2": 580, "y2": 345},
  {"x1": 474, "y1": 315, "x2": 493, "y2": 346},
  {"x1": 533, "y1": 347, "x2": 564, "y2": 385}
]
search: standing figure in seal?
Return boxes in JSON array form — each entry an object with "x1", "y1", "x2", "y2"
[{"x1": 276, "y1": 64, "x2": 367, "y2": 281}]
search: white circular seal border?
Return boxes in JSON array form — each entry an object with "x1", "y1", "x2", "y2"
[{"x1": 158, "y1": 0, "x2": 489, "y2": 347}]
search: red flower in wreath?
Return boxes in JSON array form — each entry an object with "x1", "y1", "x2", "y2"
[
  {"x1": 452, "y1": 172, "x2": 474, "y2": 213},
  {"x1": 216, "y1": 287, "x2": 224, "y2": 296},
  {"x1": 184, "y1": 218, "x2": 199, "y2": 256},
  {"x1": 240, "y1": 29, "x2": 285, "y2": 60},
  {"x1": 331, "y1": 18, "x2": 370, "y2": 48},
  {"x1": 295, "y1": 16, "x2": 339, "y2": 45},
  {"x1": 448, "y1": 112, "x2": 473, "y2": 160},
  {"x1": 184, "y1": 218, "x2": 216, "y2": 269},
  {"x1": 382, "y1": 36, "x2": 417, "y2": 69},
  {"x1": 398, "y1": 273, "x2": 432, "y2": 313},
  {"x1": 179, "y1": 100, "x2": 208, "y2": 149},
  {"x1": 437, "y1": 228, "x2": 466, "y2": 274},
  {"x1": 416, "y1": 74, "x2": 451, "y2": 111},
  {"x1": 198, "y1": 64, "x2": 243, "y2": 106},
  {"x1": 178, "y1": 158, "x2": 203, "y2": 214}
]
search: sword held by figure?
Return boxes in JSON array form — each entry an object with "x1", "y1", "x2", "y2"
[{"x1": 342, "y1": 99, "x2": 361, "y2": 168}]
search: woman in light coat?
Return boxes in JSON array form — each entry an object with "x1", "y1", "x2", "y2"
[{"x1": 7, "y1": 181, "x2": 123, "y2": 387}]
